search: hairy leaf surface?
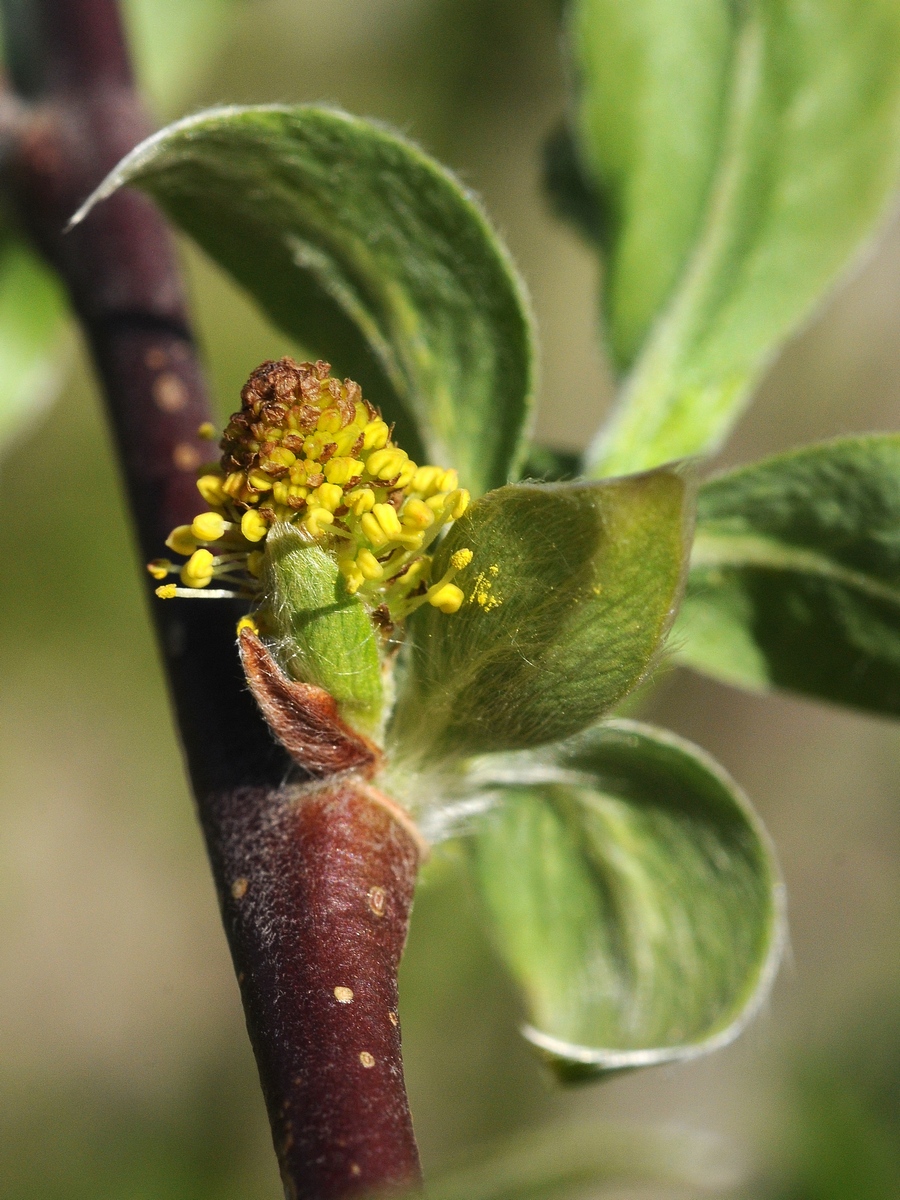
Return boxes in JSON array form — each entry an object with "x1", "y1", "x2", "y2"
[
  {"x1": 468, "y1": 720, "x2": 782, "y2": 1078},
  {"x1": 568, "y1": 0, "x2": 900, "y2": 474},
  {"x1": 677, "y1": 436, "x2": 900, "y2": 716},
  {"x1": 263, "y1": 523, "x2": 383, "y2": 735},
  {"x1": 74, "y1": 105, "x2": 535, "y2": 496},
  {"x1": 390, "y1": 469, "x2": 692, "y2": 762}
]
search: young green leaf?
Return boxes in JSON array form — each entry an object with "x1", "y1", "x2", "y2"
[
  {"x1": 676, "y1": 435, "x2": 900, "y2": 717},
  {"x1": 389, "y1": 468, "x2": 692, "y2": 763},
  {"x1": 467, "y1": 720, "x2": 783, "y2": 1079},
  {"x1": 263, "y1": 523, "x2": 384, "y2": 736},
  {"x1": 568, "y1": 0, "x2": 900, "y2": 475},
  {"x1": 72, "y1": 105, "x2": 535, "y2": 496},
  {"x1": 0, "y1": 239, "x2": 67, "y2": 458}
]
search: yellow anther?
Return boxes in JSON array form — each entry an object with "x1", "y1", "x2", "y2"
[
  {"x1": 411, "y1": 465, "x2": 442, "y2": 496},
  {"x1": 346, "y1": 488, "x2": 375, "y2": 515},
  {"x1": 372, "y1": 503, "x2": 403, "y2": 538},
  {"x1": 166, "y1": 525, "x2": 197, "y2": 556},
  {"x1": 362, "y1": 419, "x2": 390, "y2": 450},
  {"x1": 305, "y1": 507, "x2": 335, "y2": 537},
  {"x1": 342, "y1": 567, "x2": 364, "y2": 594},
  {"x1": 395, "y1": 460, "x2": 417, "y2": 489},
  {"x1": 396, "y1": 529, "x2": 424, "y2": 551},
  {"x1": 181, "y1": 548, "x2": 215, "y2": 588},
  {"x1": 289, "y1": 462, "x2": 309, "y2": 486},
  {"x1": 311, "y1": 482, "x2": 343, "y2": 512},
  {"x1": 439, "y1": 469, "x2": 459, "y2": 492},
  {"x1": 334, "y1": 425, "x2": 363, "y2": 456},
  {"x1": 268, "y1": 447, "x2": 296, "y2": 468},
  {"x1": 223, "y1": 471, "x2": 246, "y2": 499},
  {"x1": 356, "y1": 549, "x2": 384, "y2": 580},
  {"x1": 272, "y1": 481, "x2": 291, "y2": 506},
  {"x1": 236, "y1": 615, "x2": 259, "y2": 636},
  {"x1": 427, "y1": 583, "x2": 465, "y2": 613},
  {"x1": 241, "y1": 509, "x2": 269, "y2": 543},
  {"x1": 247, "y1": 468, "x2": 274, "y2": 491},
  {"x1": 197, "y1": 421, "x2": 217, "y2": 440},
  {"x1": 197, "y1": 473, "x2": 227, "y2": 506},
  {"x1": 401, "y1": 498, "x2": 435, "y2": 530},
  {"x1": 191, "y1": 511, "x2": 226, "y2": 542},
  {"x1": 156, "y1": 584, "x2": 177, "y2": 599},
  {"x1": 147, "y1": 558, "x2": 172, "y2": 580},
  {"x1": 247, "y1": 551, "x2": 265, "y2": 578},
  {"x1": 450, "y1": 489, "x2": 470, "y2": 519},
  {"x1": 450, "y1": 548, "x2": 473, "y2": 571},
  {"x1": 325, "y1": 457, "x2": 365, "y2": 486},
  {"x1": 360, "y1": 512, "x2": 389, "y2": 548},
  {"x1": 397, "y1": 556, "x2": 432, "y2": 590},
  {"x1": 366, "y1": 448, "x2": 407, "y2": 480},
  {"x1": 303, "y1": 431, "x2": 332, "y2": 459},
  {"x1": 425, "y1": 492, "x2": 450, "y2": 513},
  {"x1": 317, "y1": 408, "x2": 343, "y2": 433}
]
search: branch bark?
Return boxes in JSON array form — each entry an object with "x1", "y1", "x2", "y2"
[{"x1": 0, "y1": 1, "x2": 423, "y2": 1195}]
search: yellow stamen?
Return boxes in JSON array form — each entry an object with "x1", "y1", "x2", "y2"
[
  {"x1": 147, "y1": 558, "x2": 172, "y2": 580},
  {"x1": 181, "y1": 548, "x2": 215, "y2": 588},
  {"x1": 156, "y1": 584, "x2": 178, "y2": 599},
  {"x1": 191, "y1": 512, "x2": 227, "y2": 542},
  {"x1": 166, "y1": 525, "x2": 197, "y2": 556},
  {"x1": 197, "y1": 474, "x2": 227, "y2": 506},
  {"x1": 241, "y1": 509, "x2": 269, "y2": 543},
  {"x1": 236, "y1": 615, "x2": 259, "y2": 636},
  {"x1": 427, "y1": 583, "x2": 465, "y2": 613}
]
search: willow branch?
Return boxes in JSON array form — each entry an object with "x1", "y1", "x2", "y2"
[{"x1": 0, "y1": 1, "x2": 422, "y2": 1195}]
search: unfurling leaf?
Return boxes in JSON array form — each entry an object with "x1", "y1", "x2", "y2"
[
  {"x1": 73, "y1": 105, "x2": 535, "y2": 496},
  {"x1": 389, "y1": 467, "x2": 693, "y2": 764},
  {"x1": 566, "y1": 0, "x2": 900, "y2": 474},
  {"x1": 677, "y1": 435, "x2": 900, "y2": 717},
  {"x1": 262, "y1": 523, "x2": 384, "y2": 736},
  {"x1": 0, "y1": 239, "x2": 68, "y2": 458},
  {"x1": 467, "y1": 720, "x2": 782, "y2": 1079}
]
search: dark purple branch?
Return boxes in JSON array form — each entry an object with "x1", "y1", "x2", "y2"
[{"x1": 0, "y1": 1, "x2": 423, "y2": 1194}]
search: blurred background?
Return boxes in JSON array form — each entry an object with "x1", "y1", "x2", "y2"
[{"x1": 2, "y1": 1, "x2": 900, "y2": 1196}]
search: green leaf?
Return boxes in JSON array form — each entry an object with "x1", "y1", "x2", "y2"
[
  {"x1": 568, "y1": 0, "x2": 900, "y2": 475},
  {"x1": 467, "y1": 719, "x2": 783, "y2": 1078},
  {"x1": 423, "y1": 1120, "x2": 736, "y2": 1200},
  {"x1": 676, "y1": 435, "x2": 900, "y2": 717},
  {"x1": 0, "y1": 239, "x2": 68, "y2": 457},
  {"x1": 73, "y1": 105, "x2": 535, "y2": 496},
  {"x1": 263, "y1": 522, "x2": 384, "y2": 735},
  {"x1": 389, "y1": 468, "x2": 692, "y2": 764}
]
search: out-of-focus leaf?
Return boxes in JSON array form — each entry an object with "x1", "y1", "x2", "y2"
[
  {"x1": 0, "y1": 239, "x2": 68, "y2": 458},
  {"x1": 423, "y1": 1120, "x2": 738, "y2": 1200},
  {"x1": 542, "y1": 122, "x2": 605, "y2": 247},
  {"x1": 569, "y1": 0, "x2": 732, "y2": 374},
  {"x1": 123, "y1": 0, "x2": 240, "y2": 113},
  {"x1": 390, "y1": 469, "x2": 692, "y2": 764},
  {"x1": 568, "y1": 0, "x2": 900, "y2": 475},
  {"x1": 676, "y1": 436, "x2": 900, "y2": 717},
  {"x1": 73, "y1": 105, "x2": 535, "y2": 496},
  {"x1": 520, "y1": 443, "x2": 581, "y2": 483},
  {"x1": 467, "y1": 720, "x2": 782, "y2": 1079},
  {"x1": 263, "y1": 523, "x2": 383, "y2": 734}
]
